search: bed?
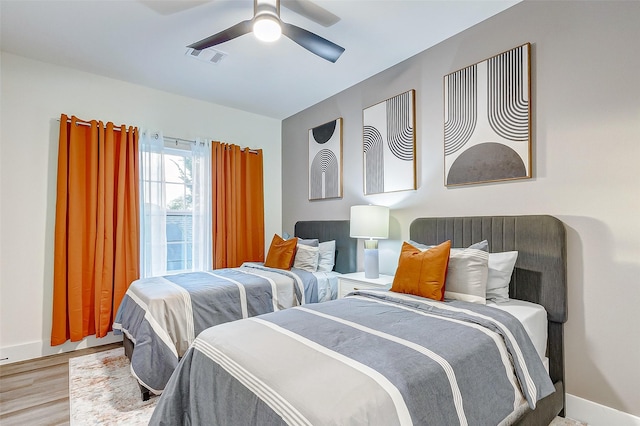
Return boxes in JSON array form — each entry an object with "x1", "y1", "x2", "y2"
[
  {"x1": 149, "y1": 215, "x2": 567, "y2": 425},
  {"x1": 114, "y1": 220, "x2": 356, "y2": 400},
  {"x1": 408, "y1": 215, "x2": 567, "y2": 424}
]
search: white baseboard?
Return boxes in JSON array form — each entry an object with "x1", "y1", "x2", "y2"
[
  {"x1": 566, "y1": 393, "x2": 640, "y2": 426},
  {"x1": 0, "y1": 333, "x2": 123, "y2": 365}
]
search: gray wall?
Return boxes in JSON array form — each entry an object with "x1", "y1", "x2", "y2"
[{"x1": 282, "y1": 1, "x2": 640, "y2": 418}]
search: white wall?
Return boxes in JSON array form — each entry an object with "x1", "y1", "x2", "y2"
[
  {"x1": 0, "y1": 52, "x2": 282, "y2": 362},
  {"x1": 282, "y1": 1, "x2": 640, "y2": 423}
]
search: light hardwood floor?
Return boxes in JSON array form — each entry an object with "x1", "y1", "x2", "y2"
[{"x1": 0, "y1": 343, "x2": 122, "y2": 426}]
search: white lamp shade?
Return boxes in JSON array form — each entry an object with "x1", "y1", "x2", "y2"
[{"x1": 349, "y1": 205, "x2": 389, "y2": 239}]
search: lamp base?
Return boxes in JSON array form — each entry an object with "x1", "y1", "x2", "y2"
[{"x1": 363, "y1": 248, "x2": 379, "y2": 279}]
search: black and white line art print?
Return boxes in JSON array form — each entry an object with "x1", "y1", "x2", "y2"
[
  {"x1": 444, "y1": 43, "x2": 531, "y2": 186},
  {"x1": 363, "y1": 89, "x2": 416, "y2": 195},
  {"x1": 309, "y1": 118, "x2": 342, "y2": 200}
]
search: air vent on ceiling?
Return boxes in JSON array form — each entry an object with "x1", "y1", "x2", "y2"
[{"x1": 185, "y1": 47, "x2": 227, "y2": 65}]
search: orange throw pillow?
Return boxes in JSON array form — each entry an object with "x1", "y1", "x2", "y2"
[
  {"x1": 264, "y1": 234, "x2": 298, "y2": 270},
  {"x1": 390, "y1": 240, "x2": 451, "y2": 301}
]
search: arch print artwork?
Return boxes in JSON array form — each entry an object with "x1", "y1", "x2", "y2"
[
  {"x1": 363, "y1": 89, "x2": 416, "y2": 195},
  {"x1": 309, "y1": 118, "x2": 343, "y2": 200},
  {"x1": 444, "y1": 43, "x2": 531, "y2": 186}
]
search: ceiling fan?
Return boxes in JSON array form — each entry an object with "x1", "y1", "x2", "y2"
[{"x1": 187, "y1": 0, "x2": 345, "y2": 63}]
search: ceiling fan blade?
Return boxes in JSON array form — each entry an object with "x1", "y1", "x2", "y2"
[
  {"x1": 281, "y1": 22, "x2": 344, "y2": 63},
  {"x1": 188, "y1": 20, "x2": 252, "y2": 51},
  {"x1": 281, "y1": 0, "x2": 340, "y2": 27}
]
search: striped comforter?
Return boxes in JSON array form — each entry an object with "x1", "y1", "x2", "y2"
[
  {"x1": 150, "y1": 290, "x2": 555, "y2": 425},
  {"x1": 113, "y1": 263, "x2": 336, "y2": 394}
]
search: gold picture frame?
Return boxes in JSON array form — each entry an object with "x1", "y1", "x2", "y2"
[
  {"x1": 444, "y1": 43, "x2": 532, "y2": 186},
  {"x1": 362, "y1": 89, "x2": 416, "y2": 195},
  {"x1": 308, "y1": 118, "x2": 343, "y2": 200}
]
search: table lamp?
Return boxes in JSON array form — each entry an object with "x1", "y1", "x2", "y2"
[{"x1": 349, "y1": 205, "x2": 389, "y2": 279}]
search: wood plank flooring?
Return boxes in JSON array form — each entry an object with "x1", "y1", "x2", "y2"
[{"x1": 0, "y1": 343, "x2": 122, "y2": 426}]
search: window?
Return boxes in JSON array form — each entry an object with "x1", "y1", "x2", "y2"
[
  {"x1": 139, "y1": 132, "x2": 211, "y2": 277},
  {"x1": 164, "y1": 149, "x2": 193, "y2": 271}
]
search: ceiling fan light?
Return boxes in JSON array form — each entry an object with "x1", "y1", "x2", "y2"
[{"x1": 253, "y1": 15, "x2": 281, "y2": 42}]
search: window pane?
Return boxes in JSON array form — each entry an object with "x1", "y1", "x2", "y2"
[
  {"x1": 166, "y1": 183, "x2": 187, "y2": 211},
  {"x1": 164, "y1": 154, "x2": 185, "y2": 184},
  {"x1": 186, "y1": 243, "x2": 193, "y2": 268},
  {"x1": 166, "y1": 217, "x2": 184, "y2": 243},
  {"x1": 167, "y1": 242, "x2": 185, "y2": 271},
  {"x1": 147, "y1": 152, "x2": 164, "y2": 182}
]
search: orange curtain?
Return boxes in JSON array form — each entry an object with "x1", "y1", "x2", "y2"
[
  {"x1": 51, "y1": 114, "x2": 140, "y2": 345},
  {"x1": 211, "y1": 142, "x2": 265, "y2": 268}
]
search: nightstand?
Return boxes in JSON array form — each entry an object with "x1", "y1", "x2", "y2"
[{"x1": 337, "y1": 272, "x2": 394, "y2": 299}]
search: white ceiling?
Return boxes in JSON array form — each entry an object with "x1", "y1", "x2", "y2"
[{"x1": 0, "y1": 0, "x2": 518, "y2": 119}]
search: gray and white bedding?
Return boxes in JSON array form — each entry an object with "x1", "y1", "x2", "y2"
[
  {"x1": 113, "y1": 263, "x2": 338, "y2": 393},
  {"x1": 150, "y1": 290, "x2": 555, "y2": 425}
]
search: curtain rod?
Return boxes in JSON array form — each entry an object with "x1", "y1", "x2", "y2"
[
  {"x1": 56, "y1": 117, "x2": 131, "y2": 129},
  {"x1": 161, "y1": 134, "x2": 259, "y2": 154},
  {"x1": 159, "y1": 134, "x2": 204, "y2": 147},
  {"x1": 58, "y1": 118, "x2": 91, "y2": 127},
  {"x1": 56, "y1": 118, "x2": 259, "y2": 154}
]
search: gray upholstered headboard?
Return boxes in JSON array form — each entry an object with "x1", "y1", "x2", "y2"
[
  {"x1": 294, "y1": 220, "x2": 357, "y2": 274},
  {"x1": 409, "y1": 216, "x2": 567, "y2": 395}
]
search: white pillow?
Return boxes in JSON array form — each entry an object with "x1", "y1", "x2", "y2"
[
  {"x1": 486, "y1": 251, "x2": 518, "y2": 302},
  {"x1": 293, "y1": 244, "x2": 319, "y2": 272},
  {"x1": 316, "y1": 240, "x2": 336, "y2": 272},
  {"x1": 444, "y1": 247, "x2": 489, "y2": 304}
]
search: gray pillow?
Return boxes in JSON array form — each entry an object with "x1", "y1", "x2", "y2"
[
  {"x1": 467, "y1": 240, "x2": 489, "y2": 252},
  {"x1": 408, "y1": 239, "x2": 489, "y2": 252},
  {"x1": 297, "y1": 238, "x2": 319, "y2": 247}
]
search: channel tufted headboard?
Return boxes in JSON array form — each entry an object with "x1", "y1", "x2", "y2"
[
  {"x1": 409, "y1": 215, "x2": 567, "y2": 423},
  {"x1": 294, "y1": 220, "x2": 357, "y2": 274}
]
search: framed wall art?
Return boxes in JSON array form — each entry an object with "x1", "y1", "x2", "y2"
[
  {"x1": 444, "y1": 42, "x2": 531, "y2": 186},
  {"x1": 308, "y1": 117, "x2": 343, "y2": 200},
  {"x1": 362, "y1": 89, "x2": 416, "y2": 195}
]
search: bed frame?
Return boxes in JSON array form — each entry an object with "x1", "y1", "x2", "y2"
[
  {"x1": 409, "y1": 215, "x2": 567, "y2": 424},
  {"x1": 124, "y1": 220, "x2": 357, "y2": 400}
]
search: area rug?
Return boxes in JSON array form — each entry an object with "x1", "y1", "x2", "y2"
[{"x1": 69, "y1": 348, "x2": 157, "y2": 425}]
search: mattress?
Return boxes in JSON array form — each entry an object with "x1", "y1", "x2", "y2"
[{"x1": 488, "y1": 299, "x2": 548, "y2": 369}]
